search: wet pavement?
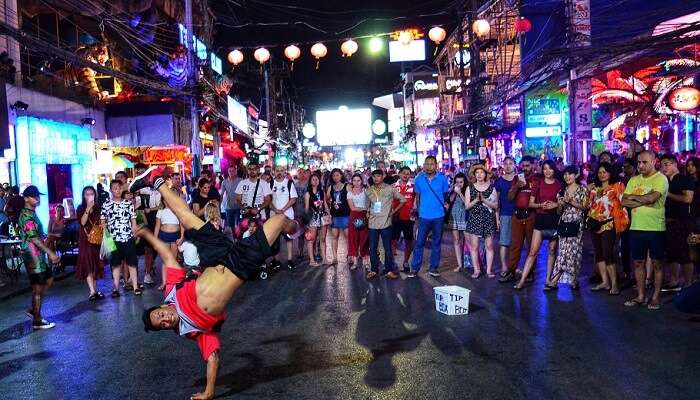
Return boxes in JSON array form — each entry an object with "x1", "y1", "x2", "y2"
[{"x1": 0, "y1": 238, "x2": 698, "y2": 400}]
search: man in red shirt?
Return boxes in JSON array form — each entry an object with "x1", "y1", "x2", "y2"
[
  {"x1": 500, "y1": 156, "x2": 540, "y2": 283},
  {"x1": 392, "y1": 166, "x2": 416, "y2": 272},
  {"x1": 129, "y1": 167, "x2": 296, "y2": 400}
]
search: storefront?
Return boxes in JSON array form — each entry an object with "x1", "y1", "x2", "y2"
[{"x1": 14, "y1": 116, "x2": 96, "y2": 226}]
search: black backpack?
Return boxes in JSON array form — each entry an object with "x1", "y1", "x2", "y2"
[{"x1": 270, "y1": 179, "x2": 294, "y2": 199}]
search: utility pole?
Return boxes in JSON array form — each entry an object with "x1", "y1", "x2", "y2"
[
  {"x1": 566, "y1": 0, "x2": 578, "y2": 164},
  {"x1": 457, "y1": 1, "x2": 468, "y2": 161},
  {"x1": 184, "y1": 0, "x2": 200, "y2": 175}
]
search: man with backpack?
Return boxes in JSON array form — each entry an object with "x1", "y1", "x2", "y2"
[
  {"x1": 269, "y1": 165, "x2": 298, "y2": 268},
  {"x1": 234, "y1": 161, "x2": 272, "y2": 222}
]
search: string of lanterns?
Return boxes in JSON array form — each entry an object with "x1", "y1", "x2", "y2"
[{"x1": 225, "y1": 17, "x2": 532, "y2": 68}]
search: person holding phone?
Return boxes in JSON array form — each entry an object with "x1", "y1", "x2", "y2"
[
  {"x1": 514, "y1": 160, "x2": 561, "y2": 290},
  {"x1": 448, "y1": 173, "x2": 469, "y2": 272}
]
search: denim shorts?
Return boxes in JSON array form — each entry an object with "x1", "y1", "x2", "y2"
[
  {"x1": 499, "y1": 215, "x2": 512, "y2": 246},
  {"x1": 332, "y1": 216, "x2": 349, "y2": 229},
  {"x1": 158, "y1": 231, "x2": 180, "y2": 244}
]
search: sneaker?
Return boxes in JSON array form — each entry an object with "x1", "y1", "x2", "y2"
[
  {"x1": 429, "y1": 271, "x2": 441, "y2": 277},
  {"x1": 128, "y1": 166, "x2": 167, "y2": 193},
  {"x1": 287, "y1": 260, "x2": 296, "y2": 270},
  {"x1": 32, "y1": 319, "x2": 55, "y2": 330},
  {"x1": 406, "y1": 271, "x2": 418, "y2": 278},
  {"x1": 96, "y1": 291, "x2": 105, "y2": 299},
  {"x1": 270, "y1": 260, "x2": 282, "y2": 270},
  {"x1": 402, "y1": 263, "x2": 410, "y2": 273},
  {"x1": 143, "y1": 273, "x2": 154, "y2": 285}
]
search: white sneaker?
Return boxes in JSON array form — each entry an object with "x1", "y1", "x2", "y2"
[
  {"x1": 143, "y1": 273, "x2": 154, "y2": 285},
  {"x1": 33, "y1": 319, "x2": 56, "y2": 330}
]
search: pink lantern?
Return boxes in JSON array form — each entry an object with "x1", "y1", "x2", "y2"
[{"x1": 514, "y1": 17, "x2": 532, "y2": 34}]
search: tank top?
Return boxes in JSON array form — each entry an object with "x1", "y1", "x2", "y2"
[
  {"x1": 347, "y1": 188, "x2": 367, "y2": 210},
  {"x1": 329, "y1": 184, "x2": 350, "y2": 217},
  {"x1": 309, "y1": 188, "x2": 325, "y2": 215}
]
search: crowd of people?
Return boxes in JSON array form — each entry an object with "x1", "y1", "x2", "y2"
[{"x1": 5, "y1": 151, "x2": 700, "y2": 327}]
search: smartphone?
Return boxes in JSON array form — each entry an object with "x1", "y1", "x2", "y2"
[{"x1": 517, "y1": 173, "x2": 526, "y2": 183}]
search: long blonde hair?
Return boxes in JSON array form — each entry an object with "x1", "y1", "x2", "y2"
[{"x1": 204, "y1": 200, "x2": 222, "y2": 226}]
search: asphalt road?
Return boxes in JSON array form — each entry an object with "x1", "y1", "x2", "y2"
[{"x1": 0, "y1": 239, "x2": 698, "y2": 400}]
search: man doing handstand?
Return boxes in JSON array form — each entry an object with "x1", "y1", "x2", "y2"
[{"x1": 129, "y1": 167, "x2": 296, "y2": 400}]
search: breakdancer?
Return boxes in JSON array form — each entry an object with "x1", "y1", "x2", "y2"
[{"x1": 129, "y1": 167, "x2": 296, "y2": 400}]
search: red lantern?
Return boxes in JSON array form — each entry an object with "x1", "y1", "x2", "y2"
[{"x1": 514, "y1": 17, "x2": 532, "y2": 34}]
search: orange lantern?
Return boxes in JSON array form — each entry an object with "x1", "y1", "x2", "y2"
[
  {"x1": 253, "y1": 47, "x2": 270, "y2": 64},
  {"x1": 227, "y1": 49, "x2": 244, "y2": 66},
  {"x1": 428, "y1": 27, "x2": 447, "y2": 45},
  {"x1": 310, "y1": 43, "x2": 327, "y2": 69},
  {"x1": 473, "y1": 19, "x2": 491, "y2": 38},
  {"x1": 340, "y1": 39, "x2": 358, "y2": 57}
]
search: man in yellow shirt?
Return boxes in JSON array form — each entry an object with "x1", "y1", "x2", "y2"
[{"x1": 622, "y1": 151, "x2": 668, "y2": 310}]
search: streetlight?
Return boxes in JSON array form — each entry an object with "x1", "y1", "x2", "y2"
[{"x1": 369, "y1": 37, "x2": 383, "y2": 54}]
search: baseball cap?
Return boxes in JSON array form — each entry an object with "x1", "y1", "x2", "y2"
[{"x1": 22, "y1": 185, "x2": 44, "y2": 198}]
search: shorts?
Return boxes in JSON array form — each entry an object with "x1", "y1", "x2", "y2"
[
  {"x1": 499, "y1": 215, "x2": 512, "y2": 246},
  {"x1": 534, "y1": 213, "x2": 559, "y2": 240},
  {"x1": 28, "y1": 268, "x2": 53, "y2": 285},
  {"x1": 665, "y1": 219, "x2": 692, "y2": 264},
  {"x1": 110, "y1": 238, "x2": 138, "y2": 267},
  {"x1": 158, "y1": 231, "x2": 180, "y2": 244},
  {"x1": 591, "y1": 229, "x2": 616, "y2": 264},
  {"x1": 332, "y1": 216, "x2": 349, "y2": 229},
  {"x1": 630, "y1": 230, "x2": 665, "y2": 261},
  {"x1": 393, "y1": 220, "x2": 415, "y2": 241},
  {"x1": 185, "y1": 221, "x2": 278, "y2": 281}
]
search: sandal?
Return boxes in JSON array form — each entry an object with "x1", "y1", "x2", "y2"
[
  {"x1": 88, "y1": 293, "x2": 99, "y2": 301},
  {"x1": 366, "y1": 271, "x2": 378, "y2": 279},
  {"x1": 471, "y1": 271, "x2": 482, "y2": 279},
  {"x1": 608, "y1": 289, "x2": 621, "y2": 296},
  {"x1": 513, "y1": 283, "x2": 525, "y2": 291},
  {"x1": 134, "y1": 288, "x2": 143, "y2": 296},
  {"x1": 111, "y1": 290, "x2": 120, "y2": 298},
  {"x1": 590, "y1": 284, "x2": 610, "y2": 292},
  {"x1": 487, "y1": 273, "x2": 496, "y2": 279},
  {"x1": 309, "y1": 261, "x2": 321, "y2": 267},
  {"x1": 647, "y1": 302, "x2": 661, "y2": 310},
  {"x1": 624, "y1": 298, "x2": 646, "y2": 307},
  {"x1": 453, "y1": 266, "x2": 463, "y2": 273},
  {"x1": 543, "y1": 284, "x2": 558, "y2": 292}
]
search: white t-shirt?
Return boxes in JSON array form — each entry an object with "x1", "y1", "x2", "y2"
[
  {"x1": 156, "y1": 208, "x2": 180, "y2": 225},
  {"x1": 234, "y1": 178, "x2": 273, "y2": 209},
  {"x1": 270, "y1": 178, "x2": 298, "y2": 219}
]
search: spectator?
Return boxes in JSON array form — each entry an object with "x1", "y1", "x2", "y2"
[
  {"x1": 500, "y1": 156, "x2": 538, "y2": 284},
  {"x1": 294, "y1": 169, "x2": 310, "y2": 261},
  {"x1": 660, "y1": 154, "x2": 694, "y2": 290},
  {"x1": 18, "y1": 185, "x2": 60, "y2": 329},
  {"x1": 269, "y1": 165, "x2": 298, "y2": 268},
  {"x1": 347, "y1": 173, "x2": 369, "y2": 270},
  {"x1": 365, "y1": 169, "x2": 405, "y2": 280},
  {"x1": 587, "y1": 162, "x2": 628, "y2": 295},
  {"x1": 191, "y1": 178, "x2": 220, "y2": 220},
  {"x1": 46, "y1": 204, "x2": 65, "y2": 252},
  {"x1": 101, "y1": 180, "x2": 140, "y2": 297},
  {"x1": 547, "y1": 166, "x2": 588, "y2": 290},
  {"x1": 409, "y1": 155, "x2": 450, "y2": 278},
  {"x1": 220, "y1": 165, "x2": 242, "y2": 234},
  {"x1": 622, "y1": 151, "x2": 668, "y2": 310},
  {"x1": 327, "y1": 169, "x2": 350, "y2": 266},
  {"x1": 235, "y1": 162, "x2": 272, "y2": 220},
  {"x1": 495, "y1": 157, "x2": 516, "y2": 280},
  {"x1": 515, "y1": 160, "x2": 561, "y2": 290},
  {"x1": 466, "y1": 164, "x2": 499, "y2": 278},
  {"x1": 154, "y1": 189, "x2": 183, "y2": 291},
  {"x1": 447, "y1": 173, "x2": 468, "y2": 273},
  {"x1": 76, "y1": 186, "x2": 104, "y2": 300},
  {"x1": 305, "y1": 173, "x2": 329, "y2": 266},
  {"x1": 392, "y1": 166, "x2": 416, "y2": 273}
]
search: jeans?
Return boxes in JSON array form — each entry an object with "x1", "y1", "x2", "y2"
[
  {"x1": 369, "y1": 227, "x2": 394, "y2": 273},
  {"x1": 411, "y1": 217, "x2": 444, "y2": 273},
  {"x1": 226, "y1": 208, "x2": 240, "y2": 230}
]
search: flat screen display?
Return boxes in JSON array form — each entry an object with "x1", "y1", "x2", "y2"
[
  {"x1": 389, "y1": 40, "x2": 426, "y2": 62},
  {"x1": 316, "y1": 108, "x2": 372, "y2": 146},
  {"x1": 227, "y1": 96, "x2": 248, "y2": 134}
]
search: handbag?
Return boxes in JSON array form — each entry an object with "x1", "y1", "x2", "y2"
[
  {"x1": 557, "y1": 220, "x2": 580, "y2": 238},
  {"x1": 585, "y1": 217, "x2": 612, "y2": 232},
  {"x1": 85, "y1": 224, "x2": 103, "y2": 245},
  {"x1": 352, "y1": 217, "x2": 366, "y2": 229}
]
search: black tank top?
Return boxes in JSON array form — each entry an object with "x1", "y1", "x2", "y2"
[{"x1": 329, "y1": 184, "x2": 350, "y2": 217}]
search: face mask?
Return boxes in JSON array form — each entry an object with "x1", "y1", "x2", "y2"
[{"x1": 86, "y1": 194, "x2": 95, "y2": 203}]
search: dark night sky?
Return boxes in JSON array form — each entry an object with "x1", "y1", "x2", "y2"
[{"x1": 211, "y1": 0, "x2": 458, "y2": 116}]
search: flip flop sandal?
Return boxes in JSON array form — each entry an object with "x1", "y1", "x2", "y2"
[
  {"x1": 543, "y1": 285, "x2": 558, "y2": 291},
  {"x1": 366, "y1": 271, "x2": 378, "y2": 279},
  {"x1": 624, "y1": 299, "x2": 646, "y2": 307},
  {"x1": 134, "y1": 288, "x2": 143, "y2": 296},
  {"x1": 608, "y1": 290, "x2": 621, "y2": 296},
  {"x1": 647, "y1": 303, "x2": 661, "y2": 310}
]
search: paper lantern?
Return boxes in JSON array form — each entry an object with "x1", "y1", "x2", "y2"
[
  {"x1": 310, "y1": 43, "x2": 328, "y2": 59},
  {"x1": 398, "y1": 30, "x2": 412, "y2": 46},
  {"x1": 284, "y1": 45, "x2": 301, "y2": 62},
  {"x1": 227, "y1": 49, "x2": 244, "y2": 66},
  {"x1": 473, "y1": 19, "x2": 491, "y2": 38},
  {"x1": 253, "y1": 47, "x2": 270, "y2": 64},
  {"x1": 514, "y1": 17, "x2": 532, "y2": 34},
  {"x1": 340, "y1": 39, "x2": 358, "y2": 57},
  {"x1": 428, "y1": 27, "x2": 447, "y2": 45}
]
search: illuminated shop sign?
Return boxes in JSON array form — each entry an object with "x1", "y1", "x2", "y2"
[
  {"x1": 525, "y1": 96, "x2": 564, "y2": 137},
  {"x1": 439, "y1": 77, "x2": 471, "y2": 95},
  {"x1": 413, "y1": 77, "x2": 439, "y2": 98}
]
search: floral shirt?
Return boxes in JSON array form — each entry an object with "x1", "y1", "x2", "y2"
[
  {"x1": 101, "y1": 200, "x2": 136, "y2": 242},
  {"x1": 18, "y1": 208, "x2": 48, "y2": 273},
  {"x1": 588, "y1": 182, "x2": 626, "y2": 233}
]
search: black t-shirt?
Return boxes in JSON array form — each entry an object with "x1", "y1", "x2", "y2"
[
  {"x1": 191, "y1": 189, "x2": 221, "y2": 211},
  {"x1": 666, "y1": 173, "x2": 694, "y2": 219}
]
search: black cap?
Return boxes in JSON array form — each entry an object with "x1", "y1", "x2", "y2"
[{"x1": 22, "y1": 185, "x2": 44, "y2": 198}]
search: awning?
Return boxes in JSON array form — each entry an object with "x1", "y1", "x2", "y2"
[
  {"x1": 372, "y1": 93, "x2": 404, "y2": 110},
  {"x1": 112, "y1": 155, "x2": 134, "y2": 170}
]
